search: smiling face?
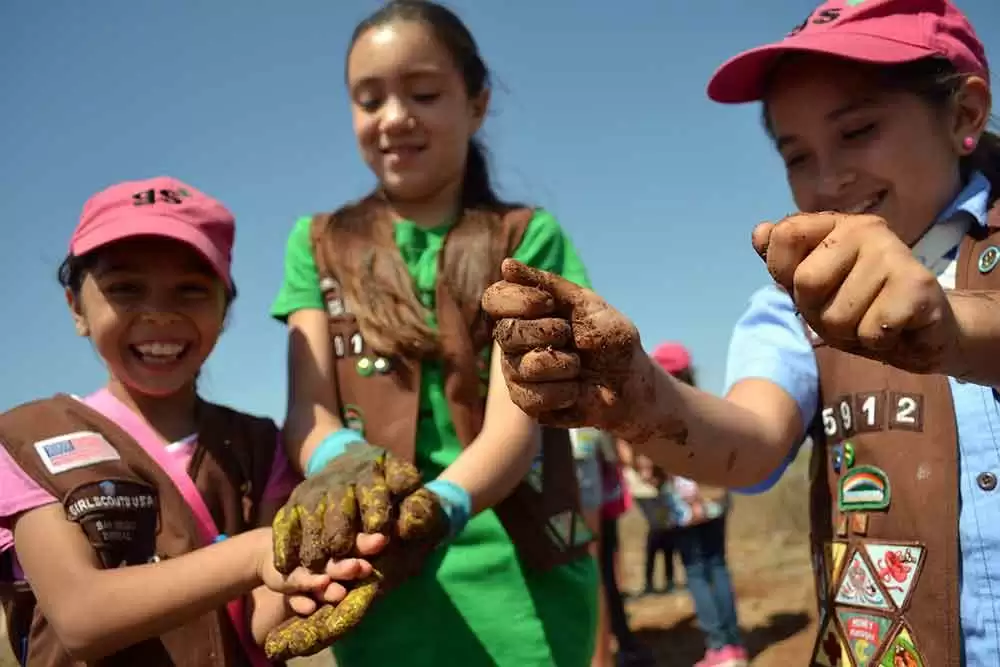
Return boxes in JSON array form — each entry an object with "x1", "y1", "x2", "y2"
[
  {"x1": 67, "y1": 236, "x2": 228, "y2": 398},
  {"x1": 765, "y1": 55, "x2": 973, "y2": 245},
  {"x1": 346, "y1": 19, "x2": 487, "y2": 203}
]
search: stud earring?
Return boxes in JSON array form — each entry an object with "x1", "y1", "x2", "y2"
[{"x1": 963, "y1": 136, "x2": 977, "y2": 152}]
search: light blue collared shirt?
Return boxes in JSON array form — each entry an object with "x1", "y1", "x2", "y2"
[{"x1": 723, "y1": 173, "x2": 997, "y2": 665}]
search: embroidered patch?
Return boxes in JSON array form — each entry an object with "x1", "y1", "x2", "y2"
[
  {"x1": 548, "y1": 510, "x2": 574, "y2": 546},
  {"x1": 34, "y1": 431, "x2": 120, "y2": 474},
  {"x1": 850, "y1": 512, "x2": 870, "y2": 536},
  {"x1": 839, "y1": 465, "x2": 891, "y2": 512},
  {"x1": 571, "y1": 513, "x2": 593, "y2": 546},
  {"x1": 830, "y1": 541, "x2": 848, "y2": 586},
  {"x1": 811, "y1": 612, "x2": 849, "y2": 666},
  {"x1": 836, "y1": 513, "x2": 848, "y2": 538},
  {"x1": 878, "y1": 624, "x2": 923, "y2": 666},
  {"x1": 65, "y1": 480, "x2": 159, "y2": 569},
  {"x1": 836, "y1": 609, "x2": 892, "y2": 665},
  {"x1": 343, "y1": 404, "x2": 365, "y2": 436},
  {"x1": 865, "y1": 543, "x2": 924, "y2": 610},
  {"x1": 836, "y1": 550, "x2": 892, "y2": 611}
]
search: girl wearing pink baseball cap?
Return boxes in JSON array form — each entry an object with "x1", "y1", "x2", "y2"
[
  {"x1": 0, "y1": 177, "x2": 376, "y2": 666},
  {"x1": 269, "y1": 2, "x2": 599, "y2": 666},
  {"x1": 482, "y1": 1, "x2": 1000, "y2": 665}
]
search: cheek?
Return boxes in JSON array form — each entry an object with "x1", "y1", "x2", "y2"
[{"x1": 352, "y1": 112, "x2": 380, "y2": 160}]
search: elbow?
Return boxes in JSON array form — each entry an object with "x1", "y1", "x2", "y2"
[{"x1": 49, "y1": 607, "x2": 114, "y2": 662}]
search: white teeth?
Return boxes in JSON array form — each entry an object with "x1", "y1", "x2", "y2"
[
  {"x1": 845, "y1": 194, "x2": 882, "y2": 214},
  {"x1": 135, "y1": 342, "x2": 184, "y2": 358}
]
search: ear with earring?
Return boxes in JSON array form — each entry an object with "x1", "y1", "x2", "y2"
[{"x1": 962, "y1": 136, "x2": 978, "y2": 153}]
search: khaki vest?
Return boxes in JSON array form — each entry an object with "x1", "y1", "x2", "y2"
[
  {"x1": 309, "y1": 204, "x2": 593, "y2": 571},
  {"x1": 0, "y1": 395, "x2": 278, "y2": 667},
  {"x1": 808, "y1": 203, "x2": 1000, "y2": 666}
]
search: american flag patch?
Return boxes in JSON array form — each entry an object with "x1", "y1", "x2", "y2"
[{"x1": 33, "y1": 431, "x2": 120, "y2": 475}]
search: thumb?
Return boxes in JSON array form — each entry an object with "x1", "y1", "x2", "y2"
[
  {"x1": 751, "y1": 222, "x2": 775, "y2": 262},
  {"x1": 500, "y1": 258, "x2": 585, "y2": 308}
]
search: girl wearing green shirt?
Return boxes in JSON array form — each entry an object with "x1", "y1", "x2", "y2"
[{"x1": 270, "y1": 2, "x2": 598, "y2": 665}]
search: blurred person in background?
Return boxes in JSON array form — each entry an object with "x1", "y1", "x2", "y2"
[
  {"x1": 623, "y1": 451, "x2": 681, "y2": 597},
  {"x1": 574, "y1": 427, "x2": 655, "y2": 667},
  {"x1": 650, "y1": 343, "x2": 745, "y2": 667}
]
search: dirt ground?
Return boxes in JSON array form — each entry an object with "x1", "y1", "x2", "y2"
[{"x1": 0, "y1": 448, "x2": 817, "y2": 667}]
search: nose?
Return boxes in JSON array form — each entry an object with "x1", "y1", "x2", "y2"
[
  {"x1": 380, "y1": 96, "x2": 414, "y2": 134},
  {"x1": 815, "y1": 155, "x2": 857, "y2": 200}
]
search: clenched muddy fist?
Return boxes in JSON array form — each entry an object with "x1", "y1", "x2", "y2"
[
  {"x1": 265, "y1": 453, "x2": 449, "y2": 659},
  {"x1": 482, "y1": 258, "x2": 657, "y2": 441},
  {"x1": 272, "y1": 443, "x2": 422, "y2": 574}
]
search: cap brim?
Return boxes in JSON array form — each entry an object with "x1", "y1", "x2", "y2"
[
  {"x1": 71, "y1": 213, "x2": 232, "y2": 288},
  {"x1": 707, "y1": 32, "x2": 936, "y2": 104}
]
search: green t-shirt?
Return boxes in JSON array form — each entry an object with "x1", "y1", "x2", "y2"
[{"x1": 271, "y1": 209, "x2": 597, "y2": 667}]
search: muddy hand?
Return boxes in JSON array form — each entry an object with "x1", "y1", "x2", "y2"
[
  {"x1": 482, "y1": 258, "x2": 653, "y2": 437},
  {"x1": 752, "y1": 212, "x2": 956, "y2": 373},
  {"x1": 264, "y1": 488, "x2": 449, "y2": 659},
  {"x1": 272, "y1": 442, "x2": 423, "y2": 575}
]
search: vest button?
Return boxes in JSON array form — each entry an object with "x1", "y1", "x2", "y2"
[{"x1": 977, "y1": 472, "x2": 997, "y2": 491}]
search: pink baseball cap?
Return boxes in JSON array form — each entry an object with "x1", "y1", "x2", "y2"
[
  {"x1": 71, "y1": 176, "x2": 235, "y2": 289},
  {"x1": 707, "y1": 0, "x2": 989, "y2": 104},
  {"x1": 651, "y1": 342, "x2": 692, "y2": 374}
]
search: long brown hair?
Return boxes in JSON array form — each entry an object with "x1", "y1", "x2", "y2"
[{"x1": 330, "y1": 1, "x2": 518, "y2": 359}]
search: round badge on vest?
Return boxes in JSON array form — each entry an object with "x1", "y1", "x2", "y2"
[{"x1": 978, "y1": 246, "x2": 1000, "y2": 274}]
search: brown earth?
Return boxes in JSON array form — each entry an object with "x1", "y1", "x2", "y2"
[{"x1": 1, "y1": 447, "x2": 817, "y2": 667}]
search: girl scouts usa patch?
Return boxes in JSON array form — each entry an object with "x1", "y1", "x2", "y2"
[{"x1": 34, "y1": 431, "x2": 120, "y2": 474}]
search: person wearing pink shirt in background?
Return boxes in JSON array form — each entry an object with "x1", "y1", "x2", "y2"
[{"x1": 0, "y1": 177, "x2": 377, "y2": 665}]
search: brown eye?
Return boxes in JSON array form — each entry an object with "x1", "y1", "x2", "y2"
[{"x1": 842, "y1": 122, "x2": 876, "y2": 141}]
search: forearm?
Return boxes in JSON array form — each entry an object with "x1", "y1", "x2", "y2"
[
  {"x1": 622, "y1": 359, "x2": 793, "y2": 488},
  {"x1": 58, "y1": 529, "x2": 266, "y2": 660},
  {"x1": 283, "y1": 404, "x2": 344, "y2": 475},
  {"x1": 437, "y1": 423, "x2": 540, "y2": 515},
  {"x1": 943, "y1": 290, "x2": 1000, "y2": 385}
]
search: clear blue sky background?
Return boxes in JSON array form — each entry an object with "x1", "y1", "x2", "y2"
[{"x1": 2, "y1": 1, "x2": 998, "y2": 421}]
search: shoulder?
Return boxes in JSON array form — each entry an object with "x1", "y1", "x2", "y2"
[
  {"x1": 0, "y1": 396, "x2": 67, "y2": 447},
  {"x1": 511, "y1": 208, "x2": 590, "y2": 287}
]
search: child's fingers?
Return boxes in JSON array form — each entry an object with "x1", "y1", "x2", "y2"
[
  {"x1": 282, "y1": 566, "x2": 331, "y2": 594},
  {"x1": 325, "y1": 557, "x2": 373, "y2": 580},
  {"x1": 288, "y1": 594, "x2": 317, "y2": 616},
  {"x1": 355, "y1": 532, "x2": 389, "y2": 556},
  {"x1": 319, "y1": 581, "x2": 349, "y2": 604}
]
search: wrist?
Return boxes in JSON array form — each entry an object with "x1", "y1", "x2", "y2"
[
  {"x1": 306, "y1": 428, "x2": 366, "y2": 477},
  {"x1": 424, "y1": 479, "x2": 472, "y2": 539}
]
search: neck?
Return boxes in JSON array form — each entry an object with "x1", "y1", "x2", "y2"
[
  {"x1": 106, "y1": 379, "x2": 199, "y2": 444},
  {"x1": 385, "y1": 177, "x2": 463, "y2": 229}
]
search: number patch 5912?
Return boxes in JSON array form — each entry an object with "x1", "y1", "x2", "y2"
[{"x1": 821, "y1": 391, "x2": 923, "y2": 439}]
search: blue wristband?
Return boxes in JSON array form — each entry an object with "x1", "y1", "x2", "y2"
[
  {"x1": 425, "y1": 479, "x2": 472, "y2": 539},
  {"x1": 306, "y1": 428, "x2": 366, "y2": 477}
]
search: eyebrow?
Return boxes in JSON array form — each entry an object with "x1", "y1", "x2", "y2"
[
  {"x1": 350, "y1": 65, "x2": 446, "y2": 90},
  {"x1": 774, "y1": 97, "x2": 879, "y2": 150}
]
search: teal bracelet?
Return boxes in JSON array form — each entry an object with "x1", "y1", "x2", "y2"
[
  {"x1": 306, "y1": 428, "x2": 366, "y2": 477},
  {"x1": 425, "y1": 479, "x2": 472, "y2": 539}
]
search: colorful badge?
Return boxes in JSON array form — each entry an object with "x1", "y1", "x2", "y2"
[
  {"x1": 864, "y1": 543, "x2": 924, "y2": 610},
  {"x1": 34, "y1": 431, "x2": 120, "y2": 475},
  {"x1": 811, "y1": 612, "x2": 849, "y2": 666},
  {"x1": 829, "y1": 541, "x2": 848, "y2": 587},
  {"x1": 836, "y1": 609, "x2": 892, "y2": 665},
  {"x1": 343, "y1": 404, "x2": 365, "y2": 437},
  {"x1": 839, "y1": 465, "x2": 891, "y2": 512},
  {"x1": 878, "y1": 624, "x2": 923, "y2": 666},
  {"x1": 836, "y1": 551, "x2": 892, "y2": 611},
  {"x1": 850, "y1": 512, "x2": 870, "y2": 536}
]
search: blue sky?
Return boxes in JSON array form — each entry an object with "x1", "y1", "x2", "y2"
[{"x1": 2, "y1": 1, "x2": 998, "y2": 421}]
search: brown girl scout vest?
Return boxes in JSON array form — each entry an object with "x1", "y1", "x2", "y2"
[
  {"x1": 309, "y1": 206, "x2": 593, "y2": 572},
  {"x1": 808, "y1": 202, "x2": 1000, "y2": 667},
  {"x1": 0, "y1": 395, "x2": 279, "y2": 667}
]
